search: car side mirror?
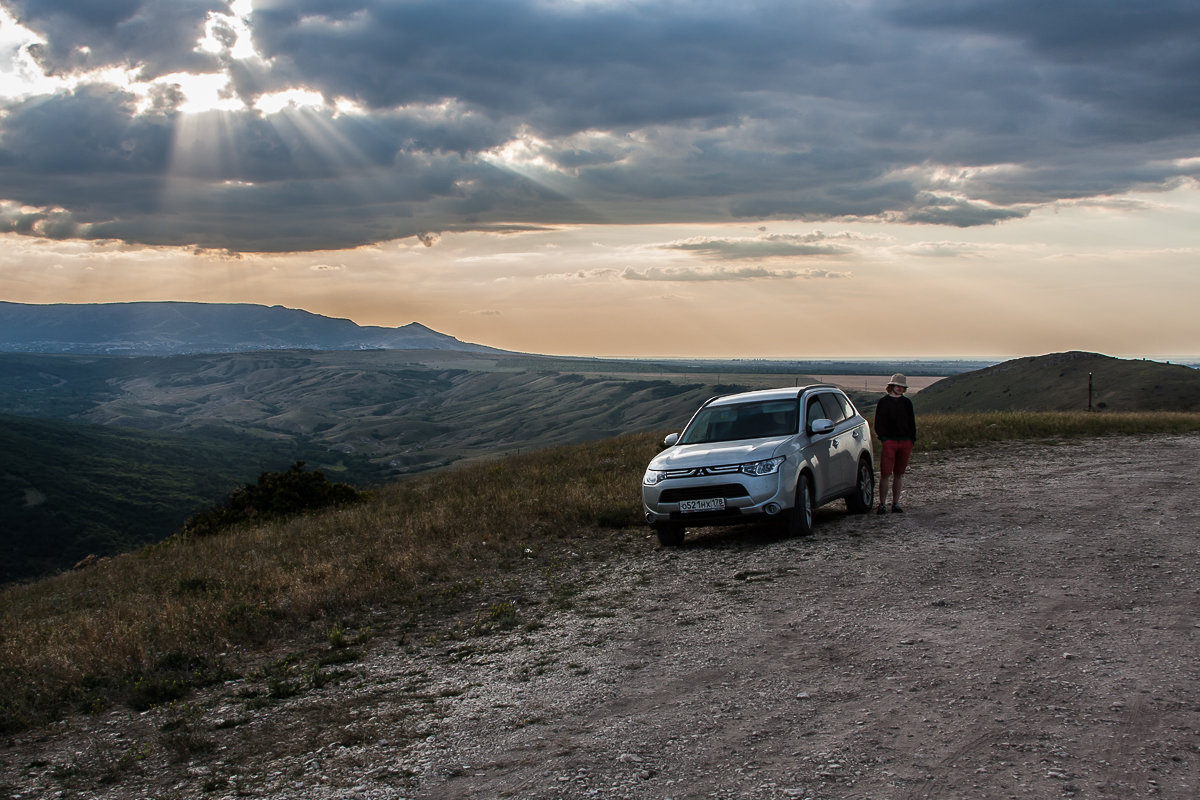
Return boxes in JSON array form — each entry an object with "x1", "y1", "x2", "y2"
[
  {"x1": 663, "y1": 432, "x2": 680, "y2": 447},
  {"x1": 809, "y1": 418, "x2": 835, "y2": 435}
]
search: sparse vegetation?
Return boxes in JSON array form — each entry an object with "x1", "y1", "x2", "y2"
[{"x1": 3, "y1": 412, "x2": 1199, "y2": 735}]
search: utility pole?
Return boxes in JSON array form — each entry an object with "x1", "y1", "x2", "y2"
[{"x1": 1088, "y1": 372, "x2": 1093, "y2": 412}]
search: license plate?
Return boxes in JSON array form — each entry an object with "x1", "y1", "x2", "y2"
[{"x1": 679, "y1": 497, "x2": 726, "y2": 513}]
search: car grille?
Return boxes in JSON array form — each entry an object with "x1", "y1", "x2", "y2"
[
  {"x1": 659, "y1": 464, "x2": 743, "y2": 479},
  {"x1": 659, "y1": 483, "x2": 750, "y2": 503}
]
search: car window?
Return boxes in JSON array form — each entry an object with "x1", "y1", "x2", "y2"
[
  {"x1": 833, "y1": 393, "x2": 856, "y2": 420},
  {"x1": 680, "y1": 399, "x2": 798, "y2": 444},
  {"x1": 818, "y1": 393, "x2": 847, "y2": 423},
  {"x1": 805, "y1": 395, "x2": 825, "y2": 428}
]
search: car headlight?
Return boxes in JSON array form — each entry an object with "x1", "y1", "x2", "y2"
[
  {"x1": 740, "y1": 456, "x2": 785, "y2": 476},
  {"x1": 643, "y1": 468, "x2": 666, "y2": 486}
]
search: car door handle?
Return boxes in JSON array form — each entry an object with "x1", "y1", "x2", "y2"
[{"x1": 831, "y1": 438, "x2": 840, "y2": 448}]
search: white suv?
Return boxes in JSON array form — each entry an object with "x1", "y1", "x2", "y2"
[{"x1": 642, "y1": 385, "x2": 875, "y2": 546}]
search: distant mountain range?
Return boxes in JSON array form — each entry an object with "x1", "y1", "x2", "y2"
[{"x1": 0, "y1": 301, "x2": 502, "y2": 355}]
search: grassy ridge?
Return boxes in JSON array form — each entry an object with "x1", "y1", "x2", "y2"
[
  {"x1": 912, "y1": 411, "x2": 1200, "y2": 451},
  {"x1": 3, "y1": 411, "x2": 1199, "y2": 734}
]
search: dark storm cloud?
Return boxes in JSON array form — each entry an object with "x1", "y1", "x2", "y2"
[
  {"x1": 1, "y1": 0, "x2": 1198, "y2": 251},
  {"x1": 7, "y1": 0, "x2": 225, "y2": 77},
  {"x1": 0, "y1": 84, "x2": 170, "y2": 175},
  {"x1": 884, "y1": 0, "x2": 1200, "y2": 138}
]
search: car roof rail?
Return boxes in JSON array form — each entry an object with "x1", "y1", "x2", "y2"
[{"x1": 704, "y1": 384, "x2": 844, "y2": 405}]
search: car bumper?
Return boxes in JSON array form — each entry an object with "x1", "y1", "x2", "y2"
[{"x1": 641, "y1": 473, "x2": 792, "y2": 527}]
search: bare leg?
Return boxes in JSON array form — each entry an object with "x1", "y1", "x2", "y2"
[{"x1": 892, "y1": 474, "x2": 904, "y2": 508}]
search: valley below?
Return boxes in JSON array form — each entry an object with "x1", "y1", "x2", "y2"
[
  {"x1": 1, "y1": 349, "x2": 843, "y2": 478},
  {"x1": 1, "y1": 348, "x2": 805, "y2": 581}
]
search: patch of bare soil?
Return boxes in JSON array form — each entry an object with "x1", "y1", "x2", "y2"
[{"x1": 4, "y1": 435, "x2": 1199, "y2": 799}]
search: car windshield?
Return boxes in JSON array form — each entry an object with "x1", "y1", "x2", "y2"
[{"x1": 679, "y1": 399, "x2": 799, "y2": 444}]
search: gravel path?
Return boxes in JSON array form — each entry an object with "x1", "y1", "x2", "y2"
[{"x1": 4, "y1": 434, "x2": 1199, "y2": 799}]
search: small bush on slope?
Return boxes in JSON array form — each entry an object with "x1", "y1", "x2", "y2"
[{"x1": 181, "y1": 462, "x2": 366, "y2": 537}]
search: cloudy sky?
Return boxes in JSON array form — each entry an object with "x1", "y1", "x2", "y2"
[{"x1": 1, "y1": 0, "x2": 1198, "y2": 358}]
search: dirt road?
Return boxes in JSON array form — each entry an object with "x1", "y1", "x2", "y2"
[{"x1": 4, "y1": 434, "x2": 1199, "y2": 799}]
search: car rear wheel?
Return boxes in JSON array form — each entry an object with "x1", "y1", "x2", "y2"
[
  {"x1": 846, "y1": 458, "x2": 875, "y2": 514},
  {"x1": 655, "y1": 523, "x2": 685, "y2": 547},
  {"x1": 785, "y1": 475, "x2": 814, "y2": 537}
]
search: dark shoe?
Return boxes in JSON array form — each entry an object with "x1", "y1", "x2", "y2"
[
  {"x1": 876, "y1": 505, "x2": 887, "y2": 515},
  {"x1": 891, "y1": 504, "x2": 904, "y2": 513}
]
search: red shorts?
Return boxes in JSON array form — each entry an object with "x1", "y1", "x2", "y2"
[{"x1": 880, "y1": 440, "x2": 914, "y2": 478}]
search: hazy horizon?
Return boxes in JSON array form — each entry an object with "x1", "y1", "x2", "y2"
[{"x1": 4, "y1": 297, "x2": 1199, "y2": 366}]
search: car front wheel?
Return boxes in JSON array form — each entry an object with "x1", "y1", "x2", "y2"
[
  {"x1": 846, "y1": 458, "x2": 875, "y2": 514},
  {"x1": 786, "y1": 475, "x2": 814, "y2": 537}
]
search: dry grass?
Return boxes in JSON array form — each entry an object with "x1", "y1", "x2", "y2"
[
  {"x1": 916, "y1": 411, "x2": 1200, "y2": 451},
  {"x1": 0, "y1": 433, "x2": 659, "y2": 732},
  {"x1": 5, "y1": 411, "x2": 1200, "y2": 733}
]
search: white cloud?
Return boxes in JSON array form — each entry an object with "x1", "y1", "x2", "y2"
[{"x1": 618, "y1": 265, "x2": 850, "y2": 282}]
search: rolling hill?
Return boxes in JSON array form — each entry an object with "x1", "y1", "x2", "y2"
[
  {"x1": 0, "y1": 349, "x2": 774, "y2": 476},
  {"x1": 912, "y1": 351, "x2": 1200, "y2": 413}
]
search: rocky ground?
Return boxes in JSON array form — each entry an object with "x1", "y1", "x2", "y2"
[{"x1": 4, "y1": 434, "x2": 1199, "y2": 799}]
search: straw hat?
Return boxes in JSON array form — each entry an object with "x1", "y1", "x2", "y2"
[{"x1": 887, "y1": 373, "x2": 908, "y2": 389}]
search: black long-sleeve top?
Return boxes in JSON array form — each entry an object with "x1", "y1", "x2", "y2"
[{"x1": 873, "y1": 394, "x2": 916, "y2": 442}]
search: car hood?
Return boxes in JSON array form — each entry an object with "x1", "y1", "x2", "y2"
[{"x1": 650, "y1": 437, "x2": 790, "y2": 470}]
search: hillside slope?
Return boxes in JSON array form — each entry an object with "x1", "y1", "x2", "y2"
[
  {"x1": 913, "y1": 351, "x2": 1200, "y2": 413},
  {"x1": 0, "y1": 414, "x2": 380, "y2": 584}
]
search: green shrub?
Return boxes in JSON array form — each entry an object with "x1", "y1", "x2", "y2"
[
  {"x1": 181, "y1": 462, "x2": 366, "y2": 536},
  {"x1": 126, "y1": 676, "x2": 188, "y2": 712}
]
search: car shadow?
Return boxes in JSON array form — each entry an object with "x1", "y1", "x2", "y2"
[{"x1": 673, "y1": 506, "x2": 853, "y2": 551}]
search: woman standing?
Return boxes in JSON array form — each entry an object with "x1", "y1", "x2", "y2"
[{"x1": 873, "y1": 373, "x2": 916, "y2": 514}]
